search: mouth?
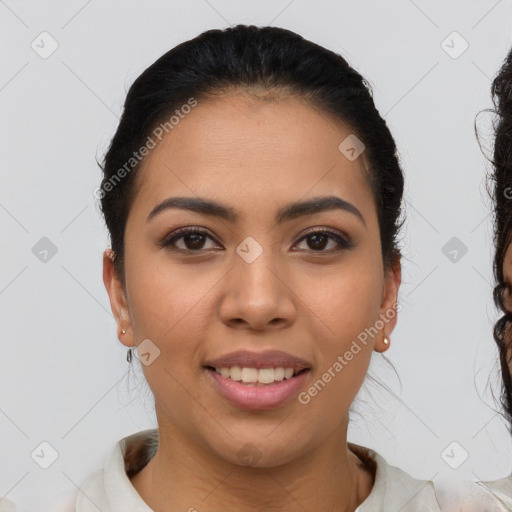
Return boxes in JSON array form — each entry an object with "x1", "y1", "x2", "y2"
[
  {"x1": 204, "y1": 365, "x2": 310, "y2": 386},
  {"x1": 203, "y1": 365, "x2": 312, "y2": 410}
]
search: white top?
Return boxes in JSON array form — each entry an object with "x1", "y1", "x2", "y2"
[
  {"x1": 478, "y1": 476, "x2": 512, "y2": 509},
  {"x1": 75, "y1": 429, "x2": 441, "y2": 512},
  {"x1": 435, "y1": 477, "x2": 512, "y2": 511},
  {"x1": 0, "y1": 498, "x2": 17, "y2": 512}
]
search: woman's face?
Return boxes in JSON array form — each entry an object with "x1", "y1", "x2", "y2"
[{"x1": 104, "y1": 91, "x2": 400, "y2": 467}]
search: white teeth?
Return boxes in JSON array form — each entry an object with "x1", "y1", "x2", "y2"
[
  {"x1": 215, "y1": 366, "x2": 298, "y2": 384},
  {"x1": 229, "y1": 366, "x2": 242, "y2": 381},
  {"x1": 258, "y1": 368, "x2": 275, "y2": 384},
  {"x1": 241, "y1": 367, "x2": 258, "y2": 383}
]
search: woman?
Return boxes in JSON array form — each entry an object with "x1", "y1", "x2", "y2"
[
  {"x1": 76, "y1": 25, "x2": 441, "y2": 511},
  {"x1": 444, "y1": 46, "x2": 512, "y2": 511},
  {"x1": 490, "y1": 46, "x2": 512, "y2": 432},
  {"x1": 473, "y1": 46, "x2": 512, "y2": 510}
]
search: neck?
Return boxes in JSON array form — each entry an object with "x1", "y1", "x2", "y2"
[{"x1": 130, "y1": 419, "x2": 374, "y2": 512}]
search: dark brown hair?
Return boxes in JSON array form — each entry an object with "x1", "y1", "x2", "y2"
[
  {"x1": 97, "y1": 25, "x2": 404, "y2": 284},
  {"x1": 488, "y1": 46, "x2": 512, "y2": 427}
]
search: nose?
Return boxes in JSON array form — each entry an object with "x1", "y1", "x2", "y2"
[{"x1": 218, "y1": 250, "x2": 297, "y2": 332}]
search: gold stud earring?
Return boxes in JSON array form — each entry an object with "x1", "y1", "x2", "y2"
[
  {"x1": 121, "y1": 328, "x2": 127, "y2": 334},
  {"x1": 383, "y1": 335, "x2": 390, "y2": 346}
]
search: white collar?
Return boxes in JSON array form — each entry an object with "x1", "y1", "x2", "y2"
[
  {"x1": 354, "y1": 449, "x2": 440, "y2": 511},
  {"x1": 76, "y1": 430, "x2": 440, "y2": 511},
  {"x1": 477, "y1": 476, "x2": 512, "y2": 509},
  {"x1": 76, "y1": 430, "x2": 156, "y2": 512}
]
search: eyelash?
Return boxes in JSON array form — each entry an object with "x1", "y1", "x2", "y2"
[{"x1": 159, "y1": 226, "x2": 353, "y2": 254}]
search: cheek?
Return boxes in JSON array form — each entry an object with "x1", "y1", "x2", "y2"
[
  {"x1": 303, "y1": 261, "x2": 383, "y2": 337},
  {"x1": 308, "y1": 259, "x2": 382, "y2": 381},
  {"x1": 319, "y1": 277, "x2": 379, "y2": 373},
  {"x1": 124, "y1": 258, "x2": 212, "y2": 403},
  {"x1": 125, "y1": 253, "x2": 216, "y2": 337}
]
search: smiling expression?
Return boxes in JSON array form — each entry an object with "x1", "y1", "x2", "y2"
[{"x1": 103, "y1": 90, "x2": 400, "y2": 467}]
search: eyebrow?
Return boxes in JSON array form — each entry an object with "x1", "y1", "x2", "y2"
[{"x1": 147, "y1": 195, "x2": 366, "y2": 227}]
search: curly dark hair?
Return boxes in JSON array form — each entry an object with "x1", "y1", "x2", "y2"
[
  {"x1": 97, "y1": 25, "x2": 404, "y2": 286},
  {"x1": 489, "y1": 46, "x2": 512, "y2": 428}
]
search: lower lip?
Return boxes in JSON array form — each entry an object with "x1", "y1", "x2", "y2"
[{"x1": 205, "y1": 368, "x2": 310, "y2": 410}]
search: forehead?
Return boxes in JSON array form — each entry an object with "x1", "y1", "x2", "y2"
[{"x1": 130, "y1": 92, "x2": 376, "y2": 224}]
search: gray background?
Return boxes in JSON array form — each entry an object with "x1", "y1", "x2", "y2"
[{"x1": 1, "y1": 1, "x2": 512, "y2": 510}]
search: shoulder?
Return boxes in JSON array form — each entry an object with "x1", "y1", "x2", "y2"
[
  {"x1": 434, "y1": 477, "x2": 512, "y2": 511},
  {"x1": 75, "y1": 429, "x2": 158, "y2": 512},
  {"x1": 478, "y1": 475, "x2": 512, "y2": 507},
  {"x1": 0, "y1": 497, "x2": 17, "y2": 512},
  {"x1": 349, "y1": 444, "x2": 442, "y2": 512},
  {"x1": 75, "y1": 467, "x2": 109, "y2": 511}
]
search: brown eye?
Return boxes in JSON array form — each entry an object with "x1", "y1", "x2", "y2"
[
  {"x1": 160, "y1": 228, "x2": 220, "y2": 252},
  {"x1": 294, "y1": 229, "x2": 353, "y2": 253}
]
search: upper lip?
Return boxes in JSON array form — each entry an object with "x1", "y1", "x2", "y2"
[{"x1": 204, "y1": 349, "x2": 312, "y2": 371}]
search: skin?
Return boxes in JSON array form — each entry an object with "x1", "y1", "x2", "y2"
[
  {"x1": 504, "y1": 243, "x2": 512, "y2": 311},
  {"x1": 503, "y1": 243, "x2": 512, "y2": 366},
  {"x1": 103, "y1": 90, "x2": 401, "y2": 512}
]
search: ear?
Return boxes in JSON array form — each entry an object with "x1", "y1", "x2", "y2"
[
  {"x1": 103, "y1": 249, "x2": 134, "y2": 348},
  {"x1": 374, "y1": 256, "x2": 401, "y2": 353}
]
